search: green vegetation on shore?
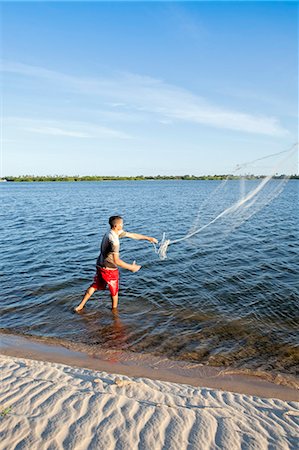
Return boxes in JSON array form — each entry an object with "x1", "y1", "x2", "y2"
[{"x1": 1, "y1": 174, "x2": 299, "y2": 182}]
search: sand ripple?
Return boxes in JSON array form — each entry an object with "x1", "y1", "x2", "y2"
[{"x1": 0, "y1": 355, "x2": 298, "y2": 449}]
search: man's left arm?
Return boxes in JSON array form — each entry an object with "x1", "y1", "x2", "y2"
[{"x1": 124, "y1": 232, "x2": 158, "y2": 244}]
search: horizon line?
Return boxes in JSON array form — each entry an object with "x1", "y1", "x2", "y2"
[{"x1": 2, "y1": 174, "x2": 298, "y2": 180}]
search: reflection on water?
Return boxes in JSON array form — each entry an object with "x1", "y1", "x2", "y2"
[
  {"x1": 76, "y1": 308, "x2": 129, "y2": 351},
  {"x1": 0, "y1": 180, "x2": 298, "y2": 377}
]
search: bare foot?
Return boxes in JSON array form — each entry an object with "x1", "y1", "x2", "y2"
[{"x1": 74, "y1": 306, "x2": 84, "y2": 313}]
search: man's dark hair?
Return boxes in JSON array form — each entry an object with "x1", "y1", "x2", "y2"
[{"x1": 109, "y1": 215, "x2": 123, "y2": 228}]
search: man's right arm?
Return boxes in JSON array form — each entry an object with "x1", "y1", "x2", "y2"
[{"x1": 113, "y1": 253, "x2": 141, "y2": 272}]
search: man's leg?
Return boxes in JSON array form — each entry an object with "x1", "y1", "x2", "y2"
[
  {"x1": 105, "y1": 269, "x2": 119, "y2": 310},
  {"x1": 74, "y1": 286, "x2": 96, "y2": 312},
  {"x1": 111, "y1": 293, "x2": 118, "y2": 310}
]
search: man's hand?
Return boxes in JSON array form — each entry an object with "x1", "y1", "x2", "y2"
[
  {"x1": 148, "y1": 237, "x2": 158, "y2": 244},
  {"x1": 131, "y1": 262, "x2": 141, "y2": 272}
]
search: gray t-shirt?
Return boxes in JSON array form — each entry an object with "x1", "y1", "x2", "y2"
[{"x1": 96, "y1": 229, "x2": 128, "y2": 269}]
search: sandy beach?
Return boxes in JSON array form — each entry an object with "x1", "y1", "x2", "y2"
[{"x1": 1, "y1": 352, "x2": 298, "y2": 450}]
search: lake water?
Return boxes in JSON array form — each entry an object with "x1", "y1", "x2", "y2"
[{"x1": 1, "y1": 180, "x2": 298, "y2": 379}]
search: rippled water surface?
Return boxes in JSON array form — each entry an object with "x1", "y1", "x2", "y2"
[{"x1": 1, "y1": 181, "x2": 298, "y2": 376}]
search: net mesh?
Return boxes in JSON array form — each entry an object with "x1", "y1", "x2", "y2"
[{"x1": 154, "y1": 143, "x2": 298, "y2": 261}]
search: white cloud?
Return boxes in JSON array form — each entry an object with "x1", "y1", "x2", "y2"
[
  {"x1": 3, "y1": 61, "x2": 289, "y2": 137},
  {"x1": 4, "y1": 117, "x2": 133, "y2": 140},
  {"x1": 24, "y1": 126, "x2": 91, "y2": 138}
]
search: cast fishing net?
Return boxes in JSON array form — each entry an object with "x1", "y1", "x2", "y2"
[{"x1": 153, "y1": 143, "x2": 298, "y2": 260}]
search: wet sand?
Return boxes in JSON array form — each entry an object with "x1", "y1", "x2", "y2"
[{"x1": 1, "y1": 333, "x2": 298, "y2": 402}]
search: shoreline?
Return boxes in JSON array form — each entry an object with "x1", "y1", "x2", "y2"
[
  {"x1": 1, "y1": 332, "x2": 298, "y2": 402},
  {"x1": 2, "y1": 177, "x2": 299, "y2": 182}
]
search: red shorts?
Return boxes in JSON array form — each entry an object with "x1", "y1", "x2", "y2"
[{"x1": 91, "y1": 267, "x2": 119, "y2": 297}]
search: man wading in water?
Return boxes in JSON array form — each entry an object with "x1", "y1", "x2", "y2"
[{"x1": 74, "y1": 216, "x2": 158, "y2": 311}]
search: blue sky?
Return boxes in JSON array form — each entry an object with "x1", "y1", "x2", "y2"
[{"x1": 2, "y1": 1, "x2": 298, "y2": 176}]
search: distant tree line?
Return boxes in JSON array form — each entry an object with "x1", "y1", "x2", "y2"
[{"x1": 1, "y1": 174, "x2": 299, "y2": 182}]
